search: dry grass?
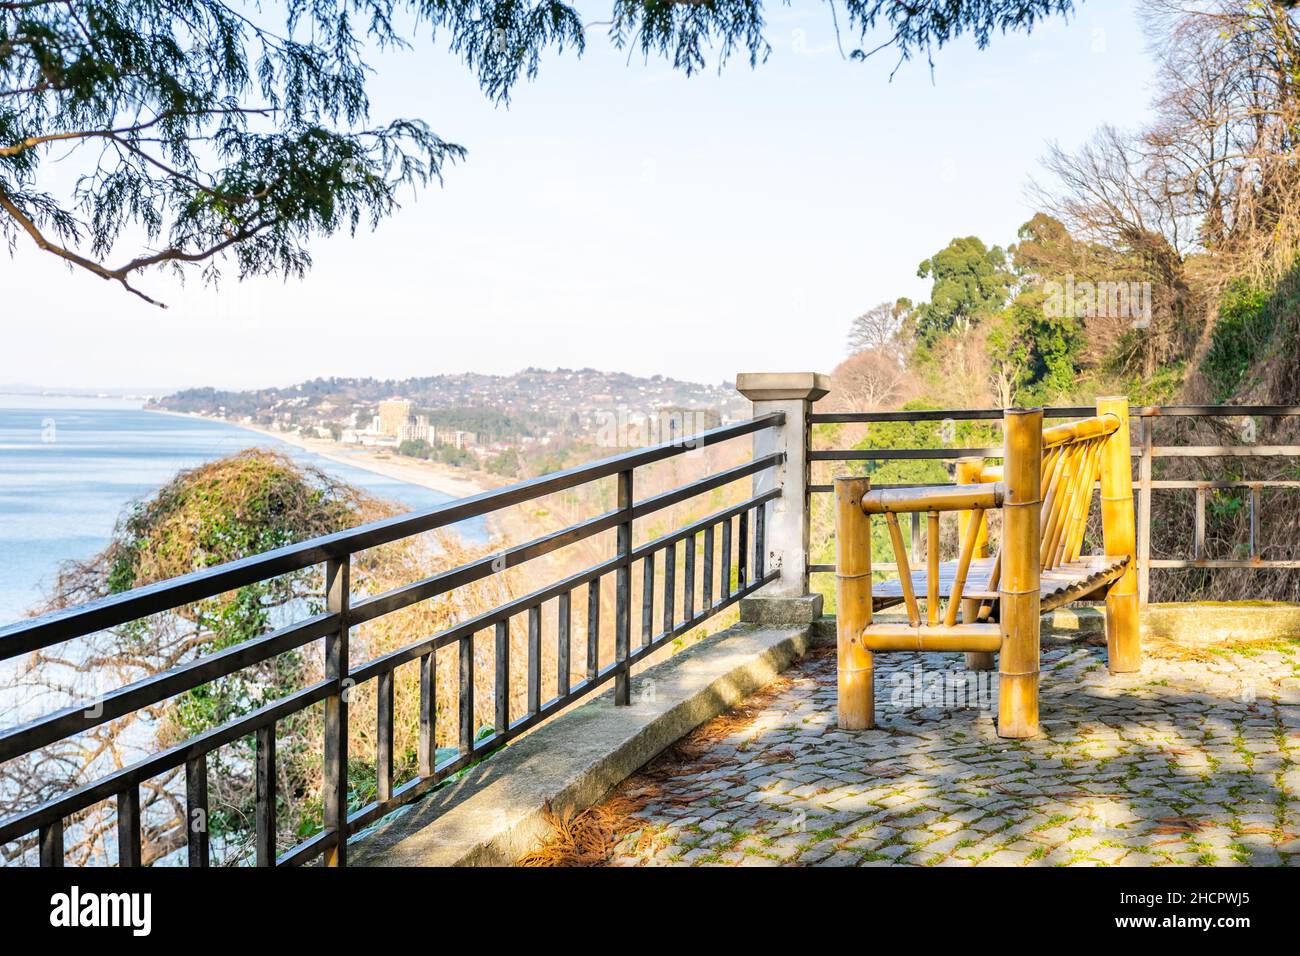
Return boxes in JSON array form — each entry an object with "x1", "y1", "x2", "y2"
[{"x1": 516, "y1": 797, "x2": 646, "y2": 867}]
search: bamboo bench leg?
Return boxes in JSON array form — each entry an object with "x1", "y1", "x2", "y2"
[
  {"x1": 963, "y1": 598, "x2": 996, "y2": 671},
  {"x1": 998, "y1": 409, "x2": 1042, "y2": 738},
  {"x1": 835, "y1": 476, "x2": 874, "y2": 729},
  {"x1": 1098, "y1": 397, "x2": 1141, "y2": 673}
]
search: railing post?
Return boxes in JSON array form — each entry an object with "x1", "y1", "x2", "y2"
[
  {"x1": 734, "y1": 372, "x2": 830, "y2": 623},
  {"x1": 1099, "y1": 397, "x2": 1141, "y2": 674},
  {"x1": 998, "y1": 408, "x2": 1042, "y2": 739},
  {"x1": 323, "y1": 555, "x2": 350, "y2": 867},
  {"x1": 615, "y1": 469, "x2": 632, "y2": 705},
  {"x1": 834, "y1": 476, "x2": 873, "y2": 729}
]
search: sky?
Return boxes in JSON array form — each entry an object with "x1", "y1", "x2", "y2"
[{"x1": 2, "y1": 0, "x2": 1159, "y2": 394}]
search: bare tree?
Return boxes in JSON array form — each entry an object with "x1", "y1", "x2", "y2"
[
  {"x1": 831, "y1": 349, "x2": 910, "y2": 410},
  {"x1": 847, "y1": 300, "x2": 911, "y2": 355}
]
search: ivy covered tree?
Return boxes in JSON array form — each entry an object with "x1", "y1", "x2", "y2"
[
  {"x1": 913, "y1": 236, "x2": 1014, "y2": 343},
  {"x1": 2, "y1": 0, "x2": 1077, "y2": 306}
]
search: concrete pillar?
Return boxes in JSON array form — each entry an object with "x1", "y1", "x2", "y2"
[{"x1": 735, "y1": 372, "x2": 829, "y2": 625}]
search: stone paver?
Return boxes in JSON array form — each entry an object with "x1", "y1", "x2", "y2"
[{"x1": 603, "y1": 639, "x2": 1300, "y2": 867}]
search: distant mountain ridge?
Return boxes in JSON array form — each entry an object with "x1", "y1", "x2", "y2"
[{"x1": 150, "y1": 368, "x2": 748, "y2": 428}]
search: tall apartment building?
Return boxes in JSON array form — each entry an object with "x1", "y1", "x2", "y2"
[{"x1": 377, "y1": 399, "x2": 413, "y2": 438}]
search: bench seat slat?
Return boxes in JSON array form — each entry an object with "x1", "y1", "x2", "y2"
[{"x1": 871, "y1": 554, "x2": 1129, "y2": 613}]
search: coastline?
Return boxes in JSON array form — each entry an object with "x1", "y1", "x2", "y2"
[{"x1": 146, "y1": 408, "x2": 497, "y2": 501}]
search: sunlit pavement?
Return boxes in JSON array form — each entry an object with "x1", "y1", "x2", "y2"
[{"x1": 605, "y1": 639, "x2": 1300, "y2": 866}]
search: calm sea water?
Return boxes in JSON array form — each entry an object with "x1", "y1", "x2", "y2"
[{"x1": 0, "y1": 396, "x2": 484, "y2": 627}]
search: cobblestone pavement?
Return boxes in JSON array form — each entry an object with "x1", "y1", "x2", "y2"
[{"x1": 606, "y1": 638, "x2": 1300, "y2": 866}]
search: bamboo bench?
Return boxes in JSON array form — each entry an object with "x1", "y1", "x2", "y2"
[{"x1": 833, "y1": 398, "x2": 1140, "y2": 738}]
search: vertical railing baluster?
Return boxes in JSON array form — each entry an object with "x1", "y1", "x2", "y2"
[
  {"x1": 1138, "y1": 415, "x2": 1153, "y2": 605},
  {"x1": 459, "y1": 634, "x2": 475, "y2": 753},
  {"x1": 557, "y1": 592, "x2": 572, "y2": 697},
  {"x1": 755, "y1": 502, "x2": 766, "y2": 580},
  {"x1": 910, "y1": 512, "x2": 922, "y2": 567},
  {"x1": 377, "y1": 670, "x2": 394, "y2": 801},
  {"x1": 527, "y1": 604, "x2": 541, "y2": 715},
  {"x1": 117, "y1": 786, "x2": 141, "y2": 867},
  {"x1": 663, "y1": 542, "x2": 676, "y2": 632},
  {"x1": 323, "y1": 555, "x2": 350, "y2": 867},
  {"x1": 1250, "y1": 484, "x2": 1261, "y2": 560},
  {"x1": 494, "y1": 619, "x2": 510, "y2": 734},
  {"x1": 721, "y1": 519, "x2": 732, "y2": 598},
  {"x1": 418, "y1": 651, "x2": 435, "y2": 775},
  {"x1": 641, "y1": 556, "x2": 654, "y2": 647},
  {"x1": 738, "y1": 509, "x2": 749, "y2": 590},
  {"x1": 615, "y1": 469, "x2": 633, "y2": 705},
  {"x1": 1194, "y1": 487, "x2": 1206, "y2": 560},
  {"x1": 703, "y1": 525, "x2": 714, "y2": 610},
  {"x1": 683, "y1": 532, "x2": 696, "y2": 624},
  {"x1": 185, "y1": 754, "x2": 208, "y2": 867},
  {"x1": 586, "y1": 579, "x2": 600, "y2": 682},
  {"x1": 256, "y1": 723, "x2": 276, "y2": 866},
  {"x1": 39, "y1": 819, "x2": 63, "y2": 868}
]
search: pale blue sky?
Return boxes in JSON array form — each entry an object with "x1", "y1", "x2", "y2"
[{"x1": 4, "y1": 0, "x2": 1157, "y2": 392}]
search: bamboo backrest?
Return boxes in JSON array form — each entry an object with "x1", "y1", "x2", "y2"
[{"x1": 860, "y1": 410, "x2": 1121, "y2": 628}]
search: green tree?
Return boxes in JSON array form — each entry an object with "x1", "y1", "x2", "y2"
[
  {"x1": 398, "y1": 438, "x2": 435, "y2": 459},
  {"x1": 3, "y1": 0, "x2": 1078, "y2": 306},
  {"x1": 486, "y1": 447, "x2": 521, "y2": 477},
  {"x1": 913, "y1": 236, "x2": 1014, "y2": 344}
]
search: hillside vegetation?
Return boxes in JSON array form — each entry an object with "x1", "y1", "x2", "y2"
[
  {"x1": 820, "y1": 0, "x2": 1300, "y2": 605},
  {"x1": 836, "y1": 1, "x2": 1300, "y2": 414}
]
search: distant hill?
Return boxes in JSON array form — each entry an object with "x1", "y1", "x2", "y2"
[{"x1": 150, "y1": 368, "x2": 749, "y2": 435}]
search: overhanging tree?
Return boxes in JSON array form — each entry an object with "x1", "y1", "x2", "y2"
[{"x1": 2, "y1": 0, "x2": 1078, "y2": 307}]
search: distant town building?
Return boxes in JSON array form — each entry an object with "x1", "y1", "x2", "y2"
[
  {"x1": 399, "y1": 414, "x2": 433, "y2": 443},
  {"x1": 377, "y1": 398, "x2": 414, "y2": 438}
]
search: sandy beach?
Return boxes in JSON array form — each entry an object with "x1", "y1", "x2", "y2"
[{"x1": 148, "y1": 409, "x2": 497, "y2": 501}]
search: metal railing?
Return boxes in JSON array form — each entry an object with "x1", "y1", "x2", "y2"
[
  {"x1": 0, "y1": 413, "x2": 784, "y2": 867},
  {"x1": 808, "y1": 404, "x2": 1300, "y2": 603}
]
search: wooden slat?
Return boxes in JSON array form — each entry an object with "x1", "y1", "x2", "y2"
[
  {"x1": 884, "y1": 513, "x2": 920, "y2": 626},
  {"x1": 255, "y1": 723, "x2": 276, "y2": 866},
  {"x1": 39, "y1": 819, "x2": 63, "y2": 868},
  {"x1": 640, "y1": 557, "x2": 654, "y2": 647},
  {"x1": 587, "y1": 579, "x2": 601, "y2": 681},
  {"x1": 720, "y1": 520, "x2": 732, "y2": 598},
  {"x1": 185, "y1": 754, "x2": 208, "y2": 867},
  {"x1": 419, "y1": 650, "x2": 436, "y2": 774},
  {"x1": 459, "y1": 634, "x2": 475, "y2": 753},
  {"x1": 376, "y1": 670, "x2": 394, "y2": 801},
  {"x1": 558, "y1": 591, "x2": 572, "y2": 695},
  {"x1": 872, "y1": 554, "x2": 1128, "y2": 610},
  {"x1": 117, "y1": 787, "x2": 141, "y2": 867},
  {"x1": 493, "y1": 621, "x2": 509, "y2": 735},
  {"x1": 527, "y1": 604, "x2": 541, "y2": 715},
  {"x1": 1194, "y1": 488, "x2": 1205, "y2": 559},
  {"x1": 926, "y1": 511, "x2": 940, "y2": 626},
  {"x1": 944, "y1": 507, "x2": 984, "y2": 627}
]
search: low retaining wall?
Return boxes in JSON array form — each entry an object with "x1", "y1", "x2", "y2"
[{"x1": 1142, "y1": 601, "x2": 1300, "y2": 645}]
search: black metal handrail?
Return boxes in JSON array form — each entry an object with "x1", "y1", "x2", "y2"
[
  {"x1": 0, "y1": 413, "x2": 785, "y2": 867},
  {"x1": 808, "y1": 403, "x2": 1300, "y2": 591}
]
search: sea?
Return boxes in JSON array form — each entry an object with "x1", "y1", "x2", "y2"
[{"x1": 0, "y1": 394, "x2": 485, "y2": 628}]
